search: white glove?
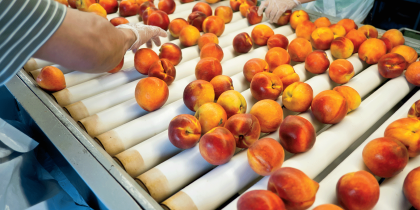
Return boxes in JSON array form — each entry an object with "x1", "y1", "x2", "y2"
[
  {"x1": 258, "y1": 0, "x2": 301, "y2": 23},
  {"x1": 116, "y1": 23, "x2": 167, "y2": 53}
]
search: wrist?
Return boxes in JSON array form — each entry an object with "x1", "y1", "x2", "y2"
[{"x1": 118, "y1": 28, "x2": 137, "y2": 51}]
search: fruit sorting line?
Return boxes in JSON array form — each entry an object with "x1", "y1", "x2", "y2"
[{"x1": 11, "y1": 2, "x2": 420, "y2": 210}]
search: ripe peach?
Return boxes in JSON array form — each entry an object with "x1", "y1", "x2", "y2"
[
  {"x1": 333, "y1": 86, "x2": 361, "y2": 113},
  {"x1": 268, "y1": 167, "x2": 319, "y2": 210},
  {"x1": 159, "y1": 43, "x2": 182, "y2": 66},
  {"x1": 199, "y1": 127, "x2": 235, "y2": 165},
  {"x1": 403, "y1": 167, "x2": 420, "y2": 209},
  {"x1": 203, "y1": 16, "x2": 225, "y2": 37},
  {"x1": 193, "y1": 2, "x2": 212, "y2": 16},
  {"x1": 296, "y1": 20, "x2": 316, "y2": 41},
  {"x1": 329, "y1": 24, "x2": 346, "y2": 39},
  {"x1": 305, "y1": 50, "x2": 330, "y2": 74},
  {"x1": 408, "y1": 99, "x2": 420, "y2": 120},
  {"x1": 98, "y1": 0, "x2": 118, "y2": 14},
  {"x1": 336, "y1": 171, "x2": 380, "y2": 210},
  {"x1": 215, "y1": 6, "x2": 233, "y2": 23},
  {"x1": 290, "y1": 10, "x2": 310, "y2": 29},
  {"x1": 384, "y1": 117, "x2": 420, "y2": 157},
  {"x1": 311, "y1": 90, "x2": 348, "y2": 124},
  {"x1": 179, "y1": 25, "x2": 201, "y2": 46},
  {"x1": 265, "y1": 47, "x2": 291, "y2": 70},
  {"x1": 200, "y1": 43, "x2": 224, "y2": 62},
  {"x1": 119, "y1": 0, "x2": 139, "y2": 17},
  {"x1": 251, "y1": 24, "x2": 274, "y2": 46},
  {"x1": 328, "y1": 59, "x2": 355, "y2": 84},
  {"x1": 279, "y1": 115, "x2": 316, "y2": 153},
  {"x1": 180, "y1": 0, "x2": 194, "y2": 3},
  {"x1": 198, "y1": 33, "x2": 219, "y2": 50},
  {"x1": 313, "y1": 204, "x2": 343, "y2": 210},
  {"x1": 188, "y1": 11, "x2": 207, "y2": 32},
  {"x1": 55, "y1": 0, "x2": 69, "y2": 6},
  {"x1": 276, "y1": 10, "x2": 292, "y2": 26},
  {"x1": 237, "y1": 190, "x2": 286, "y2": 210},
  {"x1": 195, "y1": 57, "x2": 223, "y2": 82},
  {"x1": 158, "y1": 0, "x2": 176, "y2": 14},
  {"x1": 233, "y1": 32, "x2": 253, "y2": 53},
  {"x1": 243, "y1": 58, "x2": 269, "y2": 82},
  {"x1": 390, "y1": 45, "x2": 418, "y2": 68},
  {"x1": 288, "y1": 38, "x2": 313, "y2": 62},
  {"x1": 168, "y1": 114, "x2": 201, "y2": 149},
  {"x1": 314, "y1": 17, "x2": 331, "y2": 28},
  {"x1": 246, "y1": 6, "x2": 262, "y2": 25},
  {"x1": 230, "y1": 0, "x2": 244, "y2": 11},
  {"x1": 108, "y1": 57, "x2": 124, "y2": 73},
  {"x1": 136, "y1": 0, "x2": 152, "y2": 5},
  {"x1": 147, "y1": 10, "x2": 170, "y2": 30},
  {"x1": 168, "y1": 18, "x2": 188, "y2": 38},
  {"x1": 210, "y1": 75, "x2": 234, "y2": 100},
  {"x1": 358, "y1": 38, "x2": 387, "y2": 64},
  {"x1": 336, "y1": 18, "x2": 358, "y2": 34},
  {"x1": 250, "y1": 72, "x2": 283, "y2": 101},
  {"x1": 345, "y1": 29, "x2": 367, "y2": 54},
  {"x1": 134, "y1": 48, "x2": 159, "y2": 75},
  {"x1": 330, "y1": 37, "x2": 354, "y2": 59},
  {"x1": 36, "y1": 66, "x2": 66, "y2": 92},
  {"x1": 135, "y1": 77, "x2": 169, "y2": 111},
  {"x1": 138, "y1": 1, "x2": 155, "y2": 18},
  {"x1": 382, "y1": 29, "x2": 405, "y2": 47},
  {"x1": 217, "y1": 90, "x2": 247, "y2": 118},
  {"x1": 250, "y1": 99, "x2": 283, "y2": 133},
  {"x1": 380, "y1": 37, "x2": 393, "y2": 53},
  {"x1": 148, "y1": 59, "x2": 176, "y2": 85},
  {"x1": 272, "y1": 64, "x2": 300, "y2": 89},
  {"x1": 183, "y1": 80, "x2": 215, "y2": 112},
  {"x1": 248, "y1": 138, "x2": 285, "y2": 176},
  {"x1": 310, "y1": 27, "x2": 334, "y2": 50},
  {"x1": 363, "y1": 137, "x2": 408, "y2": 178},
  {"x1": 267, "y1": 34, "x2": 289, "y2": 50},
  {"x1": 142, "y1": 6, "x2": 158, "y2": 24},
  {"x1": 88, "y1": 3, "x2": 108, "y2": 19},
  {"x1": 224, "y1": 114, "x2": 260, "y2": 148},
  {"x1": 69, "y1": 0, "x2": 77, "y2": 8},
  {"x1": 195, "y1": 103, "x2": 228, "y2": 134},
  {"x1": 205, "y1": 0, "x2": 220, "y2": 3},
  {"x1": 76, "y1": 0, "x2": 96, "y2": 11},
  {"x1": 239, "y1": 1, "x2": 254, "y2": 17},
  {"x1": 282, "y1": 82, "x2": 313, "y2": 112},
  {"x1": 358, "y1": 25, "x2": 378, "y2": 39},
  {"x1": 110, "y1": 17, "x2": 129, "y2": 26},
  {"x1": 377, "y1": 53, "x2": 406, "y2": 78}
]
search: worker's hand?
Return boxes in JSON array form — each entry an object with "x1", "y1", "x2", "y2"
[
  {"x1": 116, "y1": 23, "x2": 167, "y2": 53},
  {"x1": 258, "y1": 0, "x2": 301, "y2": 23}
]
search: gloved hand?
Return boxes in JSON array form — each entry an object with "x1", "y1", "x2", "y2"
[
  {"x1": 116, "y1": 23, "x2": 167, "y2": 53},
  {"x1": 258, "y1": 0, "x2": 301, "y2": 23}
]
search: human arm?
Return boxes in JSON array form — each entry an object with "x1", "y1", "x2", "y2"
[{"x1": 258, "y1": 0, "x2": 315, "y2": 23}]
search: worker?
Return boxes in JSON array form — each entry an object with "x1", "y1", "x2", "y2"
[
  {"x1": 258, "y1": 0, "x2": 374, "y2": 24},
  {"x1": 0, "y1": 0, "x2": 167, "y2": 86}
]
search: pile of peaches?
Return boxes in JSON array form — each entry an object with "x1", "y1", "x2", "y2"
[{"x1": 55, "y1": 0, "x2": 118, "y2": 19}]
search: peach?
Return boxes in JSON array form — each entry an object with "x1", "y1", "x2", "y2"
[
  {"x1": 358, "y1": 25, "x2": 378, "y2": 39},
  {"x1": 230, "y1": 0, "x2": 244, "y2": 11},
  {"x1": 250, "y1": 72, "x2": 283, "y2": 101},
  {"x1": 382, "y1": 29, "x2": 405, "y2": 47},
  {"x1": 148, "y1": 59, "x2": 176, "y2": 85},
  {"x1": 403, "y1": 167, "x2": 420, "y2": 209},
  {"x1": 215, "y1": 6, "x2": 233, "y2": 23},
  {"x1": 195, "y1": 57, "x2": 223, "y2": 81},
  {"x1": 179, "y1": 25, "x2": 201, "y2": 47},
  {"x1": 311, "y1": 90, "x2": 348, "y2": 124},
  {"x1": 358, "y1": 38, "x2": 387, "y2": 64},
  {"x1": 198, "y1": 33, "x2": 219, "y2": 50},
  {"x1": 363, "y1": 137, "x2": 409, "y2": 178},
  {"x1": 237, "y1": 190, "x2": 286, "y2": 210},
  {"x1": 55, "y1": 0, "x2": 69, "y2": 6},
  {"x1": 134, "y1": 48, "x2": 159, "y2": 75},
  {"x1": 267, "y1": 34, "x2": 289, "y2": 50},
  {"x1": 188, "y1": 11, "x2": 207, "y2": 32},
  {"x1": 279, "y1": 115, "x2": 316, "y2": 153},
  {"x1": 199, "y1": 127, "x2": 235, "y2": 165},
  {"x1": 243, "y1": 58, "x2": 269, "y2": 82},
  {"x1": 390, "y1": 45, "x2": 418, "y2": 68},
  {"x1": 159, "y1": 43, "x2": 182, "y2": 66},
  {"x1": 110, "y1": 17, "x2": 129, "y2": 26},
  {"x1": 180, "y1": 0, "x2": 194, "y2": 3},
  {"x1": 158, "y1": 0, "x2": 176, "y2": 14},
  {"x1": 288, "y1": 38, "x2": 313, "y2": 62},
  {"x1": 310, "y1": 27, "x2": 334, "y2": 50},
  {"x1": 200, "y1": 43, "x2": 224, "y2": 62},
  {"x1": 88, "y1": 3, "x2": 108, "y2": 19},
  {"x1": 272, "y1": 64, "x2": 300, "y2": 89},
  {"x1": 135, "y1": 77, "x2": 169, "y2": 111},
  {"x1": 168, "y1": 18, "x2": 188, "y2": 38},
  {"x1": 330, "y1": 37, "x2": 354, "y2": 59},
  {"x1": 98, "y1": 0, "x2": 118, "y2": 14},
  {"x1": 276, "y1": 10, "x2": 291, "y2": 26},
  {"x1": 328, "y1": 59, "x2": 355, "y2": 84},
  {"x1": 251, "y1": 24, "x2": 274, "y2": 46},
  {"x1": 193, "y1": 2, "x2": 212, "y2": 16},
  {"x1": 314, "y1": 17, "x2": 331, "y2": 28},
  {"x1": 69, "y1": 0, "x2": 77, "y2": 8},
  {"x1": 268, "y1": 167, "x2": 319, "y2": 210},
  {"x1": 313, "y1": 204, "x2": 343, "y2": 210},
  {"x1": 119, "y1": 0, "x2": 139, "y2": 17},
  {"x1": 108, "y1": 57, "x2": 124, "y2": 73},
  {"x1": 290, "y1": 10, "x2": 310, "y2": 29},
  {"x1": 205, "y1": 0, "x2": 220, "y2": 3},
  {"x1": 233, "y1": 32, "x2": 253, "y2": 53},
  {"x1": 36, "y1": 66, "x2": 66, "y2": 92},
  {"x1": 195, "y1": 103, "x2": 228, "y2": 134},
  {"x1": 183, "y1": 80, "x2": 215, "y2": 112},
  {"x1": 282, "y1": 82, "x2": 313, "y2": 112},
  {"x1": 224, "y1": 114, "x2": 260, "y2": 148},
  {"x1": 168, "y1": 114, "x2": 201, "y2": 149},
  {"x1": 141, "y1": 7, "x2": 158, "y2": 24},
  {"x1": 239, "y1": 1, "x2": 254, "y2": 17},
  {"x1": 76, "y1": 0, "x2": 96, "y2": 11},
  {"x1": 384, "y1": 117, "x2": 420, "y2": 157},
  {"x1": 203, "y1": 16, "x2": 225, "y2": 37},
  {"x1": 248, "y1": 138, "x2": 285, "y2": 176},
  {"x1": 380, "y1": 37, "x2": 393, "y2": 53},
  {"x1": 408, "y1": 99, "x2": 420, "y2": 120},
  {"x1": 336, "y1": 171, "x2": 380, "y2": 210},
  {"x1": 345, "y1": 29, "x2": 367, "y2": 53},
  {"x1": 147, "y1": 10, "x2": 170, "y2": 30},
  {"x1": 296, "y1": 20, "x2": 316, "y2": 41},
  {"x1": 250, "y1": 99, "x2": 283, "y2": 133},
  {"x1": 136, "y1": 0, "x2": 152, "y2": 5},
  {"x1": 377, "y1": 53, "x2": 406, "y2": 78},
  {"x1": 305, "y1": 50, "x2": 330, "y2": 74},
  {"x1": 210, "y1": 75, "x2": 234, "y2": 100},
  {"x1": 246, "y1": 6, "x2": 262, "y2": 25},
  {"x1": 217, "y1": 90, "x2": 247, "y2": 118},
  {"x1": 138, "y1": 1, "x2": 156, "y2": 19},
  {"x1": 333, "y1": 86, "x2": 361, "y2": 113},
  {"x1": 329, "y1": 24, "x2": 347, "y2": 39},
  {"x1": 265, "y1": 47, "x2": 291, "y2": 70},
  {"x1": 336, "y1": 18, "x2": 358, "y2": 34}
]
